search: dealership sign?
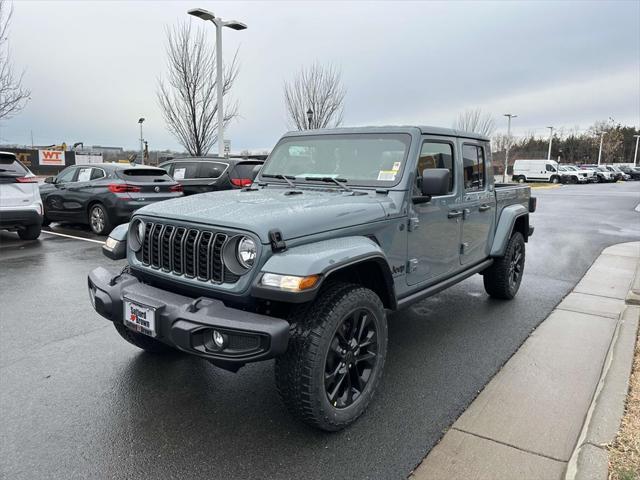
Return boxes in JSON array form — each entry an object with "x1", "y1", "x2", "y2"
[{"x1": 38, "y1": 149, "x2": 66, "y2": 166}]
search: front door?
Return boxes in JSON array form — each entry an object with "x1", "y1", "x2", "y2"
[
  {"x1": 406, "y1": 138, "x2": 463, "y2": 286},
  {"x1": 460, "y1": 143, "x2": 496, "y2": 265}
]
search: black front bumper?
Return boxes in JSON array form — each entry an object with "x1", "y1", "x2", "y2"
[{"x1": 88, "y1": 267, "x2": 290, "y2": 365}]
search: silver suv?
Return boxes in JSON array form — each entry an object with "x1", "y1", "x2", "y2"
[{"x1": 0, "y1": 151, "x2": 43, "y2": 240}]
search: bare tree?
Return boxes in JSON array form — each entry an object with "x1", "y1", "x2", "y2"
[
  {"x1": 453, "y1": 108, "x2": 495, "y2": 137},
  {"x1": 157, "y1": 21, "x2": 239, "y2": 156},
  {"x1": 284, "y1": 63, "x2": 345, "y2": 130},
  {"x1": 0, "y1": 1, "x2": 30, "y2": 120}
]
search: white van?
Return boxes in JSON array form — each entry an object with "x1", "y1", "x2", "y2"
[{"x1": 512, "y1": 159, "x2": 560, "y2": 184}]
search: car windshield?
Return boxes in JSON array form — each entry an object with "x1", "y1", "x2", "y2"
[{"x1": 260, "y1": 133, "x2": 412, "y2": 187}]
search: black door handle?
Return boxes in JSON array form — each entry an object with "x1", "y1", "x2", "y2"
[
  {"x1": 479, "y1": 204, "x2": 492, "y2": 212},
  {"x1": 448, "y1": 210, "x2": 463, "y2": 219}
]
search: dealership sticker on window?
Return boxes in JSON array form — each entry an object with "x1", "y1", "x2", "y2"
[
  {"x1": 392, "y1": 162, "x2": 402, "y2": 171},
  {"x1": 377, "y1": 170, "x2": 397, "y2": 181},
  {"x1": 173, "y1": 168, "x2": 186, "y2": 180}
]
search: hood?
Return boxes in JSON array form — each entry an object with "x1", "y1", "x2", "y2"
[{"x1": 138, "y1": 187, "x2": 391, "y2": 243}]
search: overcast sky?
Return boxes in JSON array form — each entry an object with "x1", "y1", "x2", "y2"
[{"x1": 4, "y1": 0, "x2": 639, "y2": 152}]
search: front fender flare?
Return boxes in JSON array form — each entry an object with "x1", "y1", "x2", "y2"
[
  {"x1": 490, "y1": 204, "x2": 528, "y2": 257},
  {"x1": 252, "y1": 236, "x2": 395, "y2": 306}
]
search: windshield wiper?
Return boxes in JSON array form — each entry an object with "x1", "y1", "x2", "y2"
[
  {"x1": 304, "y1": 176, "x2": 351, "y2": 192},
  {"x1": 261, "y1": 173, "x2": 297, "y2": 189}
]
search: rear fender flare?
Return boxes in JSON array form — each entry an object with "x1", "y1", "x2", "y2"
[{"x1": 490, "y1": 204, "x2": 528, "y2": 257}]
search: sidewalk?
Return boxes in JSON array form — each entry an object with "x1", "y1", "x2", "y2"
[{"x1": 411, "y1": 241, "x2": 640, "y2": 480}]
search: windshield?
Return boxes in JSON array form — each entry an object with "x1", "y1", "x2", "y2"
[{"x1": 261, "y1": 133, "x2": 412, "y2": 187}]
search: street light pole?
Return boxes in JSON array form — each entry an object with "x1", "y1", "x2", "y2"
[
  {"x1": 188, "y1": 8, "x2": 247, "y2": 158},
  {"x1": 503, "y1": 113, "x2": 517, "y2": 183},
  {"x1": 546, "y1": 126, "x2": 553, "y2": 161},
  {"x1": 633, "y1": 134, "x2": 639, "y2": 167},
  {"x1": 597, "y1": 132, "x2": 606, "y2": 166},
  {"x1": 307, "y1": 108, "x2": 313, "y2": 130},
  {"x1": 138, "y1": 117, "x2": 145, "y2": 165}
]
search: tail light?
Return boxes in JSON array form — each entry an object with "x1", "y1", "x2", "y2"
[
  {"x1": 15, "y1": 176, "x2": 37, "y2": 183},
  {"x1": 169, "y1": 184, "x2": 183, "y2": 192},
  {"x1": 108, "y1": 183, "x2": 141, "y2": 193},
  {"x1": 231, "y1": 178, "x2": 253, "y2": 187}
]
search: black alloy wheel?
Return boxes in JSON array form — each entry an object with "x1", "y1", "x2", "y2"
[{"x1": 324, "y1": 307, "x2": 379, "y2": 409}]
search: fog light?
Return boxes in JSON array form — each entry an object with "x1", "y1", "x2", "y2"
[{"x1": 212, "y1": 330, "x2": 225, "y2": 348}]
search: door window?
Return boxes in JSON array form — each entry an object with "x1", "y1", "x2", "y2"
[
  {"x1": 171, "y1": 162, "x2": 199, "y2": 180},
  {"x1": 76, "y1": 167, "x2": 92, "y2": 182},
  {"x1": 546, "y1": 164, "x2": 556, "y2": 172},
  {"x1": 198, "y1": 162, "x2": 227, "y2": 179},
  {"x1": 462, "y1": 145, "x2": 485, "y2": 191},
  {"x1": 56, "y1": 167, "x2": 76, "y2": 183},
  {"x1": 90, "y1": 168, "x2": 105, "y2": 180},
  {"x1": 416, "y1": 142, "x2": 455, "y2": 194}
]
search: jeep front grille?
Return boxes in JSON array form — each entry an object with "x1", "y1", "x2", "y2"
[{"x1": 140, "y1": 222, "x2": 238, "y2": 284}]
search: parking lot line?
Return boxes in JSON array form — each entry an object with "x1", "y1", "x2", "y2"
[{"x1": 41, "y1": 230, "x2": 105, "y2": 244}]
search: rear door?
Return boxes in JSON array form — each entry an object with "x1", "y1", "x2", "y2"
[
  {"x1": 460, "y1": 142, "x2": 496, "y2": 265},
  {"x1": 0, "y1": 154, "x2": 39, "y2": 208}
]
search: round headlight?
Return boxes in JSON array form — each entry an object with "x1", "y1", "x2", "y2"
[
  {"x1": 236, "y1": 236, "x2": 256, "y2": 269},
  {"x1": 129, "y1": 219, "x2": 145, "y2": 252}
]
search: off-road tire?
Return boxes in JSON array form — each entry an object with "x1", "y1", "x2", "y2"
[
  {"x1": 483, "y1": 232, "x2": 525, "y2": 300},
  {"x1": 113, "y1": 321, "x2": 175, "y2": 354},
  {"x1": 275, "y1": 282, "x2": 388, "y2": 431},
  {"x1": 18, "y1": 223, "x2": 41, "y2": 240}
]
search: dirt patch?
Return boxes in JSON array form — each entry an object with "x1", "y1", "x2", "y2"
[{"x1": 608, "y1": 322, "x2": 640, "y2": 480}]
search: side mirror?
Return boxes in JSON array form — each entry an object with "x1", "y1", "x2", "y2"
[
  {"x1": 421, "y1": 168, "x2": 450, "y2": 197},
  {"x1": 44, "y1": 176, "x2": 55, "y2": 184}
]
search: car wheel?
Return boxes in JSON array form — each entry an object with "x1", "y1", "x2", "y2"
[
  {"x1": 483, "y1": 232, "x2": 525, "y2": 300},
  {"x1": 593, "y1": 175, "x2": 600, "y2": 183},
  {"x1": 113, "y1": 322, "x2": 176, "y2": 354},
  {"x1": 570, "y1": 176, "x2": 578, "y2": 184},
  {"x1": 17, "y1": 224, "x2": 41, "y2": 240},
  {"x1": 551, "y1": 176, "x2": 559, "y2": 184},
  {"x1": 89, "y1": 203, "x2": 111, "y2": 235},
  {"x1": 275, "y1": 282, "x2": 388, "y2": 431}
]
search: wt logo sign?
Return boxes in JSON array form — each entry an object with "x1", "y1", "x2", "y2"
[{"x1": 39, "y1": 149, "x2": 66, "y2": 166}]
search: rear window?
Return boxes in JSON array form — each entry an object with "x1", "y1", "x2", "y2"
[
  {"x1": 116, "y1": 168, "x2": 172, "y2": 182},
  {"x1": 231, "y1": 161, "x2": 263, "y2": 180},
  {"x1": 0, "y1": 154, "x2": 28, "y2": 176}
]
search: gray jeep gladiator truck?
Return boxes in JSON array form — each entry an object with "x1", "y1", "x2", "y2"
[{"x1": 89, "y1": 126, "x2": 535, "y2": 431}]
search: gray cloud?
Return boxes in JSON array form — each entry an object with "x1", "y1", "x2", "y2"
[{"x1": 4, "y1": 0, "x2": 639, "y2": 152}]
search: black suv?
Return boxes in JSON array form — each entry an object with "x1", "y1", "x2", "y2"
[{"x1": 159, "y1": 157, "x2": 263, "y2": 196}]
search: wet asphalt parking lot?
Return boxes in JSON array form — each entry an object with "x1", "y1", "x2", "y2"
[{"x1": 1, "y1": 181, "x2": 639, "y2": 480}]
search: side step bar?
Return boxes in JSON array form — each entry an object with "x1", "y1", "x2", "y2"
[{"x1": 396, "y1": 259, "x2": 494, "y2": 309}]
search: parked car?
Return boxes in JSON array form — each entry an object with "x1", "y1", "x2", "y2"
[
  {"x1": 603, "y1": 165, "x2": 629, "y2": 181},
  {"x1": 558, "y1": 165, "x2": 589, "y2": 184},
  {"x1": 159, "y1": 157, "x2": 264, "y2": 196},
  {"x1": 90, "y1": 126, "x2": 535, "y2": 431},
  {"x1": 512, "y1": 159, "x2": 560, "y2": 183},
  {"x1": 0, "y1": 151, "x2": 43, "y2": 240},
  {"x1": 622, "y1": 166, "x2": 640, "y2": 180},
  {"x1": 579, "y1": 165, "x2": 615, "y2": 183},
  {"x1": 39, "y1": 164, "x2": 183, "y2": 235}
]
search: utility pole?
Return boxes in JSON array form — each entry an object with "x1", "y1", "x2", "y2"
[
  {"x1": 546, "y1": 126, "x2": 553, "y2": 160},
  {"x1": 503, "y1": 113, "x2": 517, "y2": 183},
  {"x1": 633, "y1": 134, "x2": 639, "y2": 167},
  {"x1": 597, "y1": 132, "x2": 606, "y2": 166}
]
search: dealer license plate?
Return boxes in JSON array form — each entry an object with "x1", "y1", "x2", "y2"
[{"x1": 124, "y1": 299, "x2": 156, "y2": 337}]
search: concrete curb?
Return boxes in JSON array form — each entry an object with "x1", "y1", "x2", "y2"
[
  {"x1": 410, "y1": 242, "x2": 640, "y2": 480},
  {"x1": 565, "y1": 305, "x2": 639, "y2": 480}
]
